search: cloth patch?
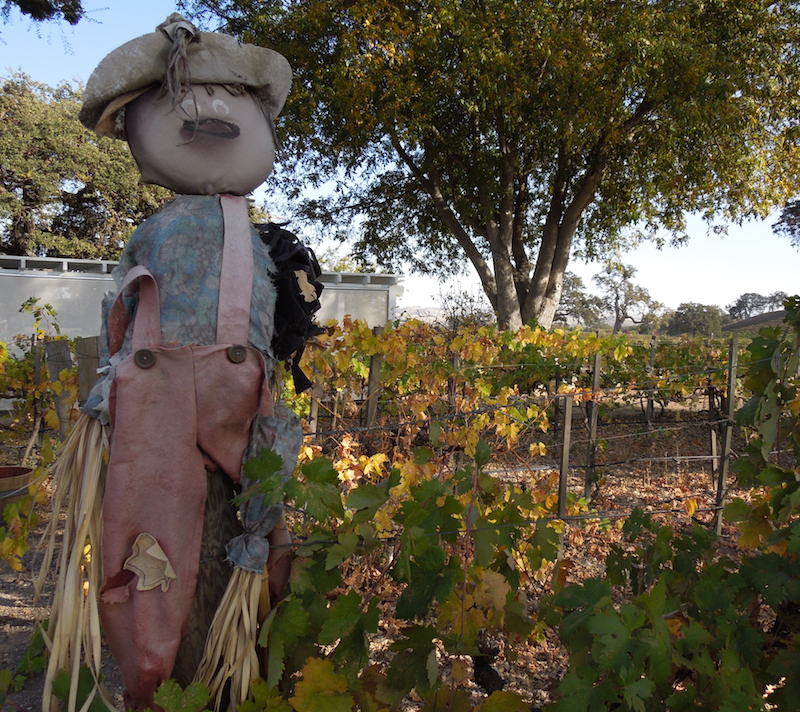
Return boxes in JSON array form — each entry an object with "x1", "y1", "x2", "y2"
[
  {"x1": 294, "y1": 269, "x2": 318, "y2": 303},
  {"x1": 124, "y1": 532, "x2": 177, "y2": 592}
]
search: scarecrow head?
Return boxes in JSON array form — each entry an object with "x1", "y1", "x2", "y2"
[{"x1": 79, "y1": 14, "x2": 291, "y2": 196}]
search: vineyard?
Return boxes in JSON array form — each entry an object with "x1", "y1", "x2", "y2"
[{"x1": 1, "y1": 300, "x2": 799, "y2": 711}]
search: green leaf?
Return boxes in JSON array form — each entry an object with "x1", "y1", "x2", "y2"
[
  {"x1": 0, "y1": 668, "x2": 13, "y2": 700},
  {"x1": 319, "y1": 591, "x2": 363, "y2": 645},
  {"x1": 475, "y1": 691, "x2": 529, "y2": 712},
  {"x1": 310, "y1": 483, "x2": 345, "y2": 520},
  {"x1": 474, "y1": 440, "x2": 491, "y2": 468},
  {"x1": 413, "y1": 446, "x2": 433, "y2": 464},
  {"x1": 395, "y1": 555, "x2": 458, "y2": 620},
  {"x1": 325, "y1": 531, "x2": 359, "y2": 570},
  {"x1": 723, "y1": 498, "x2": 752, "y2": 523},
  {"x1": 14, "y1": 623, "x2": 46, "y2": 676},
  {"x1": 331, "y1": 599, "x2": 379, "y2": 680},
  {"x1": 301, "y1": 458, "x2": 339, "y2": 485},
  {"x1": 620, "y1": 603, "x2": 646, "y2": 632},
  {"x1": 345, "y1": 471, "x2": 398, "y2": 524},
  {"x1": 266, "y1": 636, "x2": 286, "y2": 690},
  {"x1": 151, "y1": 680, "x2": 210, "y2": 712},
  {"x1": 382, "y1": 628, "x2": 437, "y2": 703},
  {"x1": 550, "y1": 671, "x2": 595, "y2": 711},
  {"x1": 420, "y1": 688, "x2": 473, "y2": 712},
  {"x1": 289, "y1": 658, "x2": 353, "y2": 712},
  {"x1": 473, "y1": 518, "x2": 498, "y2": 567},
  {"x1": 264, "y1": 597, "x2": 311, "y2": 648},
  {"x1": 735, "y1": 395, "x2": 759, "y2": 427},
  {"x1": 261, "y1": 597, "x2": 311, "y2": 687},
  {"x1": 622, "y1": 678, "x2": 654, "y2": 712},
  {"x1": 243, "y1": 448, "x2": 284, "y2": 483},
  {"x1": 239, "y1": 679, "x2": 292, "y2": 712},
  {"x1": 52, "y1": 667, "x2": 114, "y2": 712}
]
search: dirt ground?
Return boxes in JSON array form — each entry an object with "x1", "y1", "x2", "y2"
[{"x1": 1, "y1": 403, "x2": 749, "y2": 711}]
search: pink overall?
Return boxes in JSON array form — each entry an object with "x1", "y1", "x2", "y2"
[{"x1": 98, "y1": 196, "x2": 271, "y2": 708}]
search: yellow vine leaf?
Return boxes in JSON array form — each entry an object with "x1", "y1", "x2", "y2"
[
  {"x1": 475, "y1": 691, "x2": 529, "y2": 712},
  {"x1": 684, "y1": 499, "x2": 698, "y2": 517},
  {"x1": 438, "y1": 592, "x2": 484, "y2": 646},
  {"x1": 289, "y1": 658, "x2": 354, "y2": 712},
  {"x1": 474, "y1": 569, "x2": 510, "y2": 612},
  {"x1": 44, "y1": 408, "x2": 60, "y2": 431},
  {"x1": 666, "y1": 617, "x2": 684, "y2": 638}
]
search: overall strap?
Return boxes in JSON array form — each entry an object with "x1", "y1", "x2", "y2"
[
  {"x1": 108, "y1": 265, "x2": 161, "y2": 356},
  {"x1": 218, "y1": 195, "x2": 273, "y2": 416},
  {"x1": 217, "y1": 195, "x2": 254, "y2": 345}
]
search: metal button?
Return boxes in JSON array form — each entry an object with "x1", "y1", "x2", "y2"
[
  {"x1": 134, "y1": 349, "x2": 156, "y2": 369},
  {"x1": 226, "y1": 345, "x2": 247, "y2": 364}
]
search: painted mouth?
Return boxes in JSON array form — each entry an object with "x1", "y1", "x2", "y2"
[{"x1": 181, "y1": 118, "x2": 241, "y2": 139}]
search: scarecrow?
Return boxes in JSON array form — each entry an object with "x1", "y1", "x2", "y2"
[{"x1": 37, "y1": 14, "x2": 322, "y2": 712}]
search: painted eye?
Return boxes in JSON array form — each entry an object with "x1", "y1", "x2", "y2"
[
  {"x1": 180, "y1": 97, "x2": 197, "y2": 117},
  {"x1": 212, "y1": 99, "x2": 230, "y2": 116}
]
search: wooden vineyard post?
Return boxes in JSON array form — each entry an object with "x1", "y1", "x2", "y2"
[
  {"x1": 585, "y1": 351, "x2": 602, "y2": 501},
  {"x1": 646, "y1": 334, "x2": 657, "y2": 428},
  {"x1": 715, "y1": 337, "x2": 738, "y2": 535},
  {"x1": 710, "y1": 426, "x2": 719, "y2": 488},
  {"x1": 558, "y1": 394, "x2": 573, "y2": 518},
  {"x1": 365, "y1": 325, "x2": 384, "y2": 428},
  {"x1": 308, "y1": 375, "x2": 322, "y2": 443},
  {"x1": 553, "y1": 368, "x2": 562, "y2": 435},
  {"x1": 448, "y1": 355, "x2": 461, "y2": 411},
  {"x1": 75, "y1": 335, "x2": 100, "y2": 404},
  {"x1": 21, "y1": 335, "x2": 45, "y2": 463},
  {"x1": 44, "y1": 339, "x2": 74, "y2": 439}
]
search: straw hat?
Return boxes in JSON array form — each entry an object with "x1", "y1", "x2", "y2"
[{"x1": 79, "y1": 13, "x2": 292, "y2": 139}]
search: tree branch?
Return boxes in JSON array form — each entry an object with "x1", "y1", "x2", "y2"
[{"x1": 388, "y1": 128, "x2": 498, "y2": 306}]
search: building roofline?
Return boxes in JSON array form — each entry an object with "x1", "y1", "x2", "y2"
[{"x1": 0, "y1": 254, "x2": 402, "y2": 286}]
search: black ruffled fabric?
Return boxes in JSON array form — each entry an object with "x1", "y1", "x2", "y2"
[{"x1": 256, "y1": 222, "x2": 325, "y2": 392}]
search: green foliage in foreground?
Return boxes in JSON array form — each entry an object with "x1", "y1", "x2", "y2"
[
  {"x1": 14, "y1": 300, "x2": 800, "y2": 710},
  {"x1": 545, "y1": 298, "x2": 800, "y2": 711}
]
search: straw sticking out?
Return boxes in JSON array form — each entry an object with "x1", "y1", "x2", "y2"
[
  {"x1": 35, "y1": 414, "x2": 111, "y2": 712},
  {"x1": 194, "y1": 567, "x2": 267, "y2": 711}
]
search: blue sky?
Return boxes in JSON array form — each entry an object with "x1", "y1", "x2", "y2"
[{"x1": 1, "y1": 1, "x2": 797, "y2": 312}]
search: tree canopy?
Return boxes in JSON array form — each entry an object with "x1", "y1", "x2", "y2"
[
  {"x1": 2, "y1": 0, "x2": 83, "y2": 24},
  {"x1": 187, "y1": 0, "x2": 800, "y2": 328},
  {"x1": 592, "y1": 261, "x2": 657, "y2": 333},
  {"x1": 727, "y1": 291, "x2": 787, "y2": 320},
  {"x1": 666, "y1": 302, "x2": 729, "y2": 336},
  {"x1": 773, "y1": 199, "x2": 800, "y2": 250},
  {"x1": 552, "y1": 272, "x2": 604, "y2": 329},
  {"x1": 0, "y1": 75, "x2": 169, "y2": 259}
]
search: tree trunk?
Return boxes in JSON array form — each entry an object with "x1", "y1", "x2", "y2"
[
  {"x1": 535, "y1": 282, "x2": 564, "y2": 330},
  {"x1": 492, "y1": 239, "x2": 523, "y2": 330}
]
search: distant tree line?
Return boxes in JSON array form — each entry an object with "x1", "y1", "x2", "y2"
[{"x1": 553, "y1": 265, "x2": 789, "y2": 337}]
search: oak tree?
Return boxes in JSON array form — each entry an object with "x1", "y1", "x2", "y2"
[
  {"x1": 592, "y1": 261, "x2": 657, "y2": 333},
  {"x1": 187, "y1": 0, "x2": 800, "y2": 328},
  {"x1": 727, "y1": 291, "x2": 788, "y2": 320},
  {"x1": 666, "y1": 302, "x2": 729, "y2": 336},
  {"x1": 552, "y1": 272, "x2": 604, "y2": 329},
  {"x1": 773, "y1": 200, "x2": 800, "y2": 250},
  {"x1": 0, "y1": 75, "x2": 169, "y2": 259},
  {"x1": 1, "y1": 0, "x2": 83, "y2": 24}
]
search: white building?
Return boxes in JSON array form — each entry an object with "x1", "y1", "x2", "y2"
[{"x1": 0, "y1": 255, "x2": 403, "y2": 345}]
